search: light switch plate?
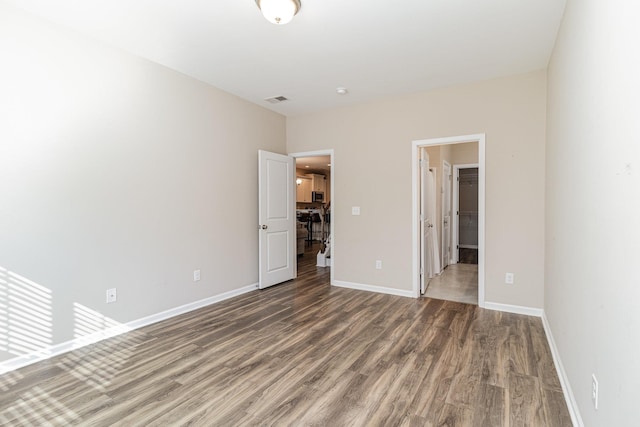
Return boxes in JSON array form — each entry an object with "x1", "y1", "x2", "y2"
[{"x1": 352, "y1": 206, "x2": 360, "y2": 215}]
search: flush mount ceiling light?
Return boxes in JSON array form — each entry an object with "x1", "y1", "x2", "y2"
[
  {"x1": 255, "y1": 0, "x2": 301, "y2": 25},
  {"x1": 336, "y1": 87, "x2": 348, "y2": 95}
]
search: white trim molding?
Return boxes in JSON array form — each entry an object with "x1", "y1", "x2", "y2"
[
  {"x1": 126, "y1": 283, "x2": 259, "y2": 330},
  {"x1": 484, "y1": 302, "x2": 583, "y2": 426},
  {"x1": 0, "y1": 283, "x2": 259, "y2": 375},
  {"x1": 452, "y1": 163, "x2": 479, "y2": 264},
  {"x1": 289, "y1": 149, "x2": 335, "y2": 286},
  {"x1": 542, "y1": 313, "x2": 584, "y2": 427},
  {"x1": 483, "y1": 301, "x2": 543, "y2": 317},
  {"x1": 332, "y1": 280, "x2": 414, "y2": 298},
  {"x1": 411, "y1": 134, "x2": 486, "y2": 306}
]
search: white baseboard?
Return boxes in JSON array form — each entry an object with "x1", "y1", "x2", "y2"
[
  {"x1": 0, "y1": 279, "x2": 583, "y2": 427},
  {"x1": 332, "y1": 280, "x2": 414, "y2": 298},
  {"x1": 542, "y1": 312, "x2": 584, "y2": 427},
  {"x1": 483, "y1": 301, "x2": 543, "y2": 317},
  {"x1": 0, "y1": 283, "x2": 258, "y2": 375},
  {"x1": 484, "y1": 303, "x2": 582, "y2": 426},
  {"x1": 126, "y1": 283, "x2": 258, "y2": 330}
]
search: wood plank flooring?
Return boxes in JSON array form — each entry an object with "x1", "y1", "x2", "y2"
[{"x1": 0, "y1": 245, "x2": 572, "y2": 426}]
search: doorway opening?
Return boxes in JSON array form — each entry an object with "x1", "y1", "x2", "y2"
[
  {"x1": 423, "y1": 162, "x2": 479, "y2": 304},
  {"x1": 289, "y1": 150, "x2": 334, "y2": 283},
  {"x1": 453, "y1": 165, "x2": 479, "y2": 265},
  {"x1": 411, "y1": 134, "x2": 485, "y2": 306}
]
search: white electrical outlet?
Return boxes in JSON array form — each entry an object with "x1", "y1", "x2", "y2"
[
  {"x1": 352, "y1": 206, "x2": 360, "y2": 216},
  {"x1": 375, "y1": 260, "x2": 382, "y2": 269},
  {"x1": 505, "y1": 272, "x2": 514, "y2": 284},
  {"x1": 592, "y1": 374, "x2": 599, "y2": 409},
  {"x1": 194, "y1": 269, "x2": 201, "y2": 282},
  {"x1": 106, "y1": 288, "x2": 117, "y2": 303}
]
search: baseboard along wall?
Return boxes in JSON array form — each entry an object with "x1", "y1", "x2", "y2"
[
  {"x1": 0, "y1": 283, "x2": 258, "y2": 375},
  {"x1": 541, "y1": 313, "x2": 584, "y2": 427},
  {"x1": 331, "y1": 280, "x2": 415, "y2": 298},
  {"x1": 0, "y1": 278, "x2": 583, "y2": 427}
]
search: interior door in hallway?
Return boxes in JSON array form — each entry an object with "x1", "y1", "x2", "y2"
[
  {"x1": 420, "y1": 149, "x2": 440, "y2": 294},
  {"x1": 442, "y1": 161, "x2": 452, "y2": 268},
  {"x1": 258, "y1": 150, "x2": 296, "y2": 289}
]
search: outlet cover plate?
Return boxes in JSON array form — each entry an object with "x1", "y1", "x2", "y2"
[{"x1": 106, "y1": 288, "x2": 117, "y2": 303}]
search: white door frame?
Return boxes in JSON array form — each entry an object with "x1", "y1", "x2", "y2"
[
  {"x1": 288, "y1": 149, "x2": 335, "y2": 286},
  {"x1": 441, "y1": 160, "x2": 452, "y2": 268},
  {"x1": 452, "y1": 163, "x2": 479, "y2": 264},
  {"x1": 419, "y1": 150, "x2": 435, "y2": 294},
  {"x1": 411, "y1": 134, "x2": 485, "y2": 306}
]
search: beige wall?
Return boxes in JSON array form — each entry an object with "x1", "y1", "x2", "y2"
[
  {"x1": 452, "y1": 142, "x2": 479, "y2": 165},
  {"x1": 546, "y1": 0, "x2": 640, "y2": 424},
  {"x1": 0, "y1": 4, "x2": 286, "y2": 363},
  {"x1": 287, "y1": 71, "x2": 546, "y2": 307}
]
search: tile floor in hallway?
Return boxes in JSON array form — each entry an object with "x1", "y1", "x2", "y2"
[{"x1": 424, "y1": 263, "x2": 479, "y2": 305}]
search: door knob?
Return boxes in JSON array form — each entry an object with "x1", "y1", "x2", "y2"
[{"x1": 261, "y1": 225, "x2": 268, "y2": 230}]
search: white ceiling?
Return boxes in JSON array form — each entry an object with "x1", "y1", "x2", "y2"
[
  {"x1": 296, "y1": 156, "x2": 331, "y2": 173},
  {"x1": 6, "y1": 0, "x2": 566, "y2": 116}
]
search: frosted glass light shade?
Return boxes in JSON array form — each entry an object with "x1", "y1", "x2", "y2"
[{"x1": 256, "y1": 0, "x2": 301, "y2": 25}]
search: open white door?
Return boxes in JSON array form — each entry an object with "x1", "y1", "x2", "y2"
[{"x1": 258, "y1": 150, "x2": 296, "y2": 289}]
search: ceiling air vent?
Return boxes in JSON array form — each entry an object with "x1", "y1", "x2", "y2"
[{"x1": 264, "y1": 96, "x2": 289, "y2": 104}]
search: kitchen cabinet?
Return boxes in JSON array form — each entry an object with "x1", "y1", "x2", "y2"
[
  {"x1": 307, "y1": 174, "x2": 326, "y2": 194},
  {"x1": 296, "y1": 177, "x2": 312, "y2": 202}
]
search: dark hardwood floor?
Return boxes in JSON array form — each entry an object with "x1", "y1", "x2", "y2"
[{"x1": 0, "y1": 244, "x2": 572, "y2": 426}]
